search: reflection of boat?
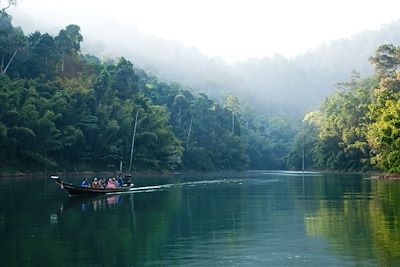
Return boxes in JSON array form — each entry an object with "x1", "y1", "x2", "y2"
[
  {"x1": 51, "y1": 175, "x2": 134, "y2": 197},
  {"x1": 49, "y1": 194, "x2": 126, "y2": 221},
  {"x1": 64, "y1": 194, "x2": 124, "y2": 212}
]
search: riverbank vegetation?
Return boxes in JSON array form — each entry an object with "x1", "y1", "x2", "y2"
[{"x1": 288, "y1": 44, "x2": 400, "y2": 173}]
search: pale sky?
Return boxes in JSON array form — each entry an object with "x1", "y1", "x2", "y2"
[{"x1": 8, "y1": 0, "x2": 400, "y2": 62}]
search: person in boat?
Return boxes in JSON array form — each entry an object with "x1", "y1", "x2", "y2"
[
  {"x1": 92, "y1": 178, "x2": 101, "y2": 188},
  {"x1": 81, "y1": 179, "x2": 90, "y2": 188},
  {"x1": 123, "y1": 174, "x2": 132, "y2": 186},
  {"x1": 117, "y1": 176, "x2": 123, "y2": 187},
  {"x1": 112, "y1": 177, "x2": 119, "y2": 187},
  {"x1": 107, "y1": 178, "x2": 116, "y2": 188},
  {"x1": 99, "y1": 179, "x2": 107, "y2": 188}
]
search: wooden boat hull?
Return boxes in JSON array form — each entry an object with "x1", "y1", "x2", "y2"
[{"x1": 51, "y1": 176, "x2": 133, "y2": 196}]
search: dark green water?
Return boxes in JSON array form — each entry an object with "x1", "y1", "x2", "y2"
[{"x1": 1, "y1": 171, "x2": 400, "y2": 266}]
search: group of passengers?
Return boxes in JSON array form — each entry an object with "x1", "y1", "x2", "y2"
[{"x1": 80, "y1": 176, "x2": 124, "y2": 188}]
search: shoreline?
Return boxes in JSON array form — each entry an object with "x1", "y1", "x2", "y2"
[
  {"x1": 378, "y1": 174, "x2": 400, "y2": 181},
  {"x1": 0, "y1": 169, "x2": 387, "y2": 178}
]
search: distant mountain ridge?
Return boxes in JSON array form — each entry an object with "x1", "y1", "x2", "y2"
[
  {"x1": 85, "y1": 20, "x2": 400, "y2": 114},
  {"x1": 12, "y1": 10, "x2": 400, "y2": 114}
]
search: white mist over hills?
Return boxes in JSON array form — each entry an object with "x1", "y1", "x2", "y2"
[
  {"x1": 80, "y1": 19, "x2": 400, "y2": 114},
  {"x1": 9, "y1": 3, "x2": 400, "y2": 114},
  {"x1": 10, "y1": 0, "x2": 400, "y2": 62}
]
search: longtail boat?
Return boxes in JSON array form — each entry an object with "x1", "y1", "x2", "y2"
[{"x1": 51, "y1": 175, "x2": 134, "y2": 197}]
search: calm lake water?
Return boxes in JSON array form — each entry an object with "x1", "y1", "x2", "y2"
[{"x1": 1, "y1": 171, "x2": 400, "y2": 266}]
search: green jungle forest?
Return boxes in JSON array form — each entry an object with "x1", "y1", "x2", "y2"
[
  {"x1": 288, "y1": 45, "x2": 400, "y2": 173},
  {"x1": 1, "y1": 10, "x2": 400, "y2": 174}
]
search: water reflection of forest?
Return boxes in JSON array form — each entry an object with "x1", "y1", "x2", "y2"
[{"x1": 303, "y1": 178, "x2": 400, "y2": 266}]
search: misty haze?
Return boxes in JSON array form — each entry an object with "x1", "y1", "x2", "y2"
[{"x1": 2, "y1": 0, "x2": 400, "y2": 266}]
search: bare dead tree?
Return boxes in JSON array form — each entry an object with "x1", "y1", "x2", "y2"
[
  {"x1": 1, "y1": 0, "x2": 16, "y2": 11},
  {"x1": 0, "y1": 1, "x2": 18, "y2": 74},
  {"x1": 0, "y1": 0, "x2": 17, "y2": 20}
]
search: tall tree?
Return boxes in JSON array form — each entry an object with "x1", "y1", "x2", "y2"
[
  {"x1": 224, "y1": 95, "x2": 241, "y2": 134},
  {"x1": 55, "y1": 24, "x2": 83, "y2": 73}
]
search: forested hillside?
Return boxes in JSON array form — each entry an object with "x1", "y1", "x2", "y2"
[
  {"x1": 288, "y1": 44, "x2": 400, "y2": 173},
  {"x1": 0, "y1": 12, "x2": 293, "y2": 172},
  {"x1": 6, "y1": 8, "x2": 400, "y2": 174},
  {"x1": 68, "y1": 19, "x2": 400, "y2": 114}
]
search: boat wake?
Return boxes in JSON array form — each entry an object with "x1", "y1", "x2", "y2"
[{"x1": 113, "y1": 178, "x2": 280, "y2": 195}]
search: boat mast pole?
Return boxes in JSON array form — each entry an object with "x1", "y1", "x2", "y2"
[
  {"x1": 129, "y1": 111, "x2": 139, "y2": 172},
  {"x1": 302, "y1": 135, "x2": 305, "y2": 173}
]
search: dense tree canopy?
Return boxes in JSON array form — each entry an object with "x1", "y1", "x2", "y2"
[
  {"x1": 288, "y1": 43, "x2": 400, "y2": 173},
  {"x1": 0, "y1": 12, "x2": 291, "y2": 173},
  {"x1": 12, "y1": 10, "x2": 400, "y2": 174}
]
